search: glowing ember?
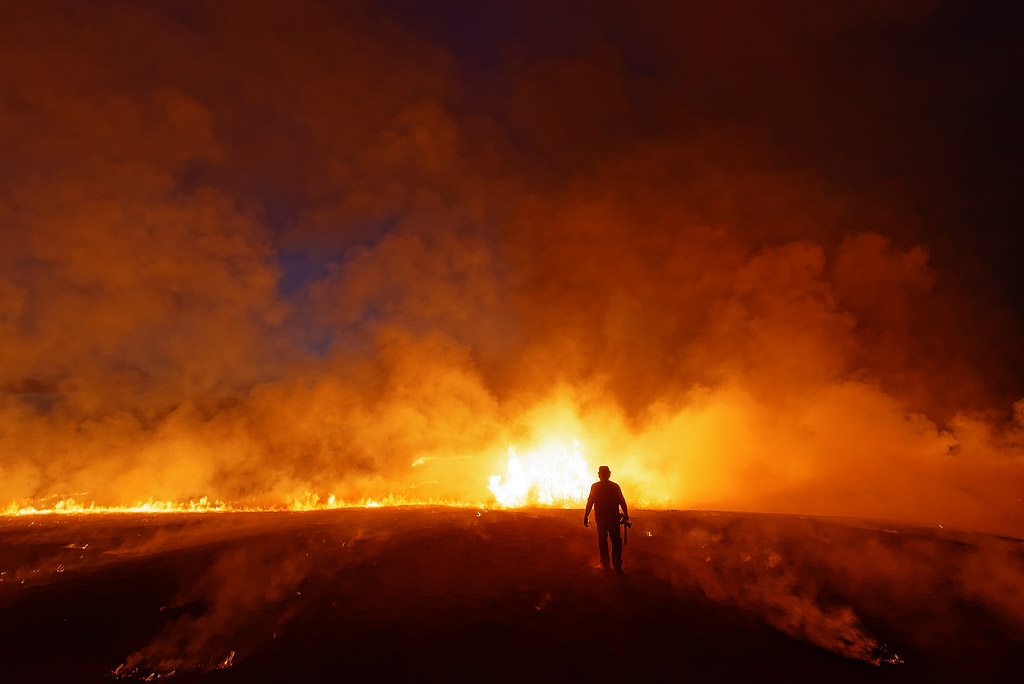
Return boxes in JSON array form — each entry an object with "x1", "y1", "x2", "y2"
[
  {"x1": 488, "y1": 439, "x2": 591, "y2": 507},
  {"x1": 215, "y1": 651, "x2": 235, "y2": 670}
]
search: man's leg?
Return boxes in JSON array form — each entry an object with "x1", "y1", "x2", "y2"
[
  {"x1": 610, "y1": 525, "x2": 623, "y2": 572},
  {"x1": 597, "y1": 526, "x2": 610, "y2": 568}
]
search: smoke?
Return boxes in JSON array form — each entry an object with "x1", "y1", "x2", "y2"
[
  {"x1": 643, "y1": 511, "x2": 1024, "y2": 669},
  {"x1": 1, "y1": 0, "x2": 1022, "y2": 536}
]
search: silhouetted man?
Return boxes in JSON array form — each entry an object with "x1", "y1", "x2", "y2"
[{"x1": 584, "y1": 465, "x2": 629, "y2": 573}]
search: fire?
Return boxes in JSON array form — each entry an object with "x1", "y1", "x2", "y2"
[
  {"x1": 2, "y1": 438, "x2": 597, "y2": 516},
  {"x1": 2, "y1": 497, "x2": 232, "y2": 516},
  {"x1": 488, "y1": 439, "x2": 591, "y2": 507},
  {"x1": 1, "y1": 494, "x2": 478, "y2": 517}
]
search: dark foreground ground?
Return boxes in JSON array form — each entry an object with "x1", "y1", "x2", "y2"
[{"x1": 1, "y1": 508, "x2": 1022, "y2": 683}]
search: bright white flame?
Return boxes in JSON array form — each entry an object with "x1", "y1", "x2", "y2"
[{"x1": 488, "y1": 439, "x2": 591, "y2": 507}]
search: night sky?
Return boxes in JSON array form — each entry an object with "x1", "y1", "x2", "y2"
[{"x1": 1, "y1": 0, "x2": 1022, "y2": 534}]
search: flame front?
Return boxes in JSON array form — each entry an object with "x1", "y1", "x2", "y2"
[
  {"x1": 489, "y1": 439, "x2": 591, "y2": 507},
  {"x1": 2, "y1": 494, "x2": 475, "y2": 516}
]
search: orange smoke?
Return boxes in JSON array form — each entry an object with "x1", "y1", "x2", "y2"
[{"x1": 1, "y1": 1, "x2": 1022, "y2": 537}]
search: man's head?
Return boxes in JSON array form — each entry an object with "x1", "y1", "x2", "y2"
[{"x1": 598, "y1": 465, "x2": 611, "y2": 480}]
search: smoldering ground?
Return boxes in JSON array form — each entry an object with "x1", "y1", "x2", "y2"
[
  {"x1": 2, "y1": 0, "x2": 1024, "y2": 535},
  {"x1": 1, "y1": 509, "x2": 1021, "y2": 682}
]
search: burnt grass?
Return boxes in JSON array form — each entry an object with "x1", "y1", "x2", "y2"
[{"x1": 0, "y1": 509, "x2": 1021, "y2": 683}]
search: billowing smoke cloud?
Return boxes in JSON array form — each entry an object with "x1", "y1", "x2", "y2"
[{"x1": 1, "y1": 0, "x2": 1022, "y2": 536}]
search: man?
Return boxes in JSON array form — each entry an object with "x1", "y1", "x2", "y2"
[{"x1": 584, "y1": 465, "x2": 629, "y2": 573}]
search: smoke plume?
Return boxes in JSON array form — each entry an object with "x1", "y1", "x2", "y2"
[{"x1": 1, "y1": 0, "x2": 1022, "y2": 536}]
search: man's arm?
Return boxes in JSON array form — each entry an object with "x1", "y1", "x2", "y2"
[
  {"x1": 617, "y1": 484, "x2": 628, "y2": 520},
  {"x1": 584, "y1": 485, "x2": 594, "y2": 527}
]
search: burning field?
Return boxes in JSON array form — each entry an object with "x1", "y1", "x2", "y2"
[
  {"x1": 2, "y1": 0, "x2": 1024, "y2": 680},
  {"x1": 2, "y1": 508, "x2": 1022, "y2": 682}
]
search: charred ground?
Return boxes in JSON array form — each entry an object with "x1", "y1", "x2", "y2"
[{"x1": 1, "y1": 509, "x2": 1021, "y2": 683}]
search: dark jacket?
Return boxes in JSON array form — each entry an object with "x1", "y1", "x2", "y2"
[{"x1": 586, "y1": 480, "x2": 626, "y2": 526}]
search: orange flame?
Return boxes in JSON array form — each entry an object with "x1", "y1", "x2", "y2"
[
  {"x1": 1, "y1": 494, "x2": 481, "y2": 517},
  {"x1": 488, "y1": 439, "x2": 591, "y2": 507}
]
